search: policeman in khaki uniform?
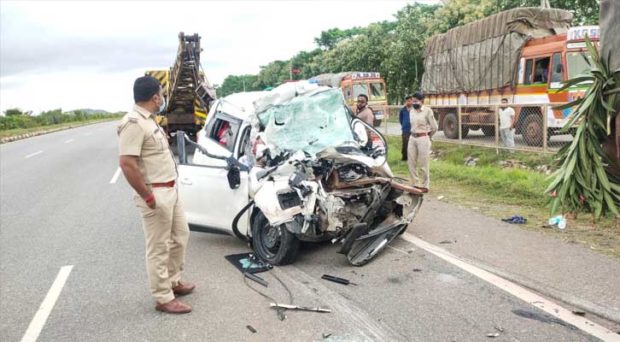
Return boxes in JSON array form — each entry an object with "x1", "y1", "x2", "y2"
[
  {"x1": 407, "y1": 92, "x2": 438, "y2": 193},
  {"x1": 118, "y1": 76, "x2": 194, "y2": 314}
]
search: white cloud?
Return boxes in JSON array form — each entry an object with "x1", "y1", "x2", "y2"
[{"x1": 0, "y1": 0, "x2": 438, "y2": 113}]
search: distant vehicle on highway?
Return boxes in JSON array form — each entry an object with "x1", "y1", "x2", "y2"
[
  {"x1": 175, "y1": 81, "x2": 423, "y2": 266},
  {"x1": 310, "y1": 71, "x2": 388, "y2": 127}
]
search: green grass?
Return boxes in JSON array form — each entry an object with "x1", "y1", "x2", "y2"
[
  {"x1": 0, "y1": 117, "x2": 120, "y2": 139},
  {"x1": 386, "y1": 136, "x2": 620, "y2": 257}
]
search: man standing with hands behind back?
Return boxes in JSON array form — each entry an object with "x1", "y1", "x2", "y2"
[
  {"x1": 407, "y1": 92, "x2": 437, "y2": 193},
  {"x1": 118, "y1": 76, "x2": 195, "y2": 314}
]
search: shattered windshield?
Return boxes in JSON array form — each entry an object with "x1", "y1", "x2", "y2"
[{"x1": 258, "y1": 89, "x2": 355, "y2": 155}]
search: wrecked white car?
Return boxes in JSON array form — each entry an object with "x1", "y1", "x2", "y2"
[{"x1": 176, "y1": 82, "x2": 423, "y2": 266}]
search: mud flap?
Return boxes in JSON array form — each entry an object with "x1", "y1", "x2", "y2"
[{"x1": 346, "y1": 221, "x2": 407, "y2": 266}]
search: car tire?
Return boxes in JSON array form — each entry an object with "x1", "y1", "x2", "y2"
[{"x1": 251, "y1": 211, "x2": 299, "y2": 265}]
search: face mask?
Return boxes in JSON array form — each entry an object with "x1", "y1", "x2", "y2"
[{"x1": 413, "y1": 104, "x2": 421, "y2": 110}]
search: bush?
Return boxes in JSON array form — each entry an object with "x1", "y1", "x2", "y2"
[{"x1": 0, "y1": 109, "x2": 123, "y2": 131}]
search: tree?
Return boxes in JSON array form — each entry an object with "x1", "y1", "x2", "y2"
[
  {"x1": 4, "y1": 108, "x2": 27, "y2": 116},
  {"x1": 255, "y1": 61, "x2": 292, "y2": 89},
  {"x1": 314, "y1": 27, "x2": 365, "y2": 50},
  {"x1": 218, "y1": 74, "x2": 260, "y2": 97}
]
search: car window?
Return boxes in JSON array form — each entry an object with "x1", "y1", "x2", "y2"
[{"x1": 207, "y1": 114, "x2": 241, "y2": 152}]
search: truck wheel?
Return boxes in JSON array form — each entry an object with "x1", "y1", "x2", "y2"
[
  {"x1": 481, "y1": 126, "x2": 495, "y2": 137},
  {"x1": 251, "y1": 211, "x2": 299, "y2": 265},
  {"x1": 374, "y1": 119, "x2": 382, "y2": 127},
  {"x1": 522, "y1": 115, "x2": 544, "y2": 146},
  {"x1": 443, "y1": 113, "x2": 459, "y2": 139}
]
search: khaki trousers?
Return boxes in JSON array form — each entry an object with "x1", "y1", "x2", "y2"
[
  {"x1": 407, "y1": 135, "x2": 431, "y2": 188},
  {"x1": 134, "y1": 186, "x2": 189, "y2": 304}
]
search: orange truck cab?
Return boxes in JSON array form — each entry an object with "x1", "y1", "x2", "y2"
[
  {"x1": 422, "y1": 8, "x2": 598, "y2": 146},
  {"x1": 310, "y1": 72, "x2": 388, "y2": 127}
]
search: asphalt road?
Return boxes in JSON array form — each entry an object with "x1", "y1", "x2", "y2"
[{"x1": 0, "y1": 121, "x2": 604, "y2": 341}]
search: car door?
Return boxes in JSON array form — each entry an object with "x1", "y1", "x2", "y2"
[{"x1": 177, "y1": 113, "x2": 251, "y2": 236}]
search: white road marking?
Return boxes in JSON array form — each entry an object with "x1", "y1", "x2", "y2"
[
  {"x1": 64, "y1": 139, "x2": 74, "y2": 144},
  {"x1": 20, "y1": 265, "x2": 74, "y2": 342},
  {"x1": 24, "y1": 151, "x2": 43, "y2": 159},
  {"x1": 387, "y1": 245, "x2": 412, "y2": 255},
  {"x1": 401, "y1": 233, "x2": 620, "y2": 342},
  {"x1": 109, "y1": 167, "x2": 122, "y2": 184}
]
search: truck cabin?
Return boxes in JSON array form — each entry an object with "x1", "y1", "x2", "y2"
[
  {"x1": 341, "y1": 72, "x2": 387, "y2": 104},
  {"x1": 519, "y1": 26, "x2": 600, "y2": 91}
]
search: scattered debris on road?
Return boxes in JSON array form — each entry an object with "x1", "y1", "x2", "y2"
[
  {"x1": 412, "y1": 268, "x2": 422, "y2": 272},
  {"x1": 244, "y1": 272, "x2": 268, "y2": 287},
  {"x1": 502, "y1": 215, "x2": 527, "y2": 224},
  {"x1": 485, "y1": 332, "x2": 500, "y2": 338},
  {"x1": 322, "y1": 332, "x2": 333, "y2": 339},
  {"x1": 464, "y1": 156, "x2": 479, "y2": 167},
  {"x1": 439, "y1": 240, "x2": 456, "y2": 244},
  {"x1": 548, "y1": 215, "x2": 567, "y2": 230},
  {"x1": 246, "y1": 325, "x2": 257, "y2": 333},
  {"x1": 270, "y1": 303, "x2": 332, "y2": 313},
  {"x1": 572, "y1": 310, "x2": 586, "y2": 316},
  {"x1": 322, "y1": 274, "x2": 358, "y2": 286},
  {"x1": 437, "y1": 195, "x2": 445, "y2": 200}
]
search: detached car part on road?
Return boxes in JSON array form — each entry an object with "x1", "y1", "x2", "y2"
[{"x1": 176, "y1": 81, "x2": 424, "y2": 266}]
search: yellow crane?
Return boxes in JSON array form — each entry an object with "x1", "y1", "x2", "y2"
[{"x1": 145, "y1": 32, "x2": 216, "y2": 139}]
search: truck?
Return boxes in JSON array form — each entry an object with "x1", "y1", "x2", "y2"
[
  {"x1": 310, "y1": 72, "x2": 387, "y2": 127},
  {"x1": 420, "y1": 8, "x2": 600, "y2": 146},
  {"x1": 145, "y1": 32, "x2": 216, "y2": 140}
]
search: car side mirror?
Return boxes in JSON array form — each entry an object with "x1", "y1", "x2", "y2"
[{"x1": 227, "y1": 165, "x2": 241, "y2": 189}]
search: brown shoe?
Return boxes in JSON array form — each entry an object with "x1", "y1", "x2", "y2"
[
  {"x1": 155, "y1": 299, "x2": 192, "y2": 314},
  {"x1": 172, "y1": 281, "x2": 196, "y2": 296}
]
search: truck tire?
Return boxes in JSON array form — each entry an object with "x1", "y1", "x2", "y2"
[
  {"x1": 522, "y1": 114, "x2": 544, "y2": 146},
  {"x1": 481, "y1": 126, "x2": 495, "y2": 137},
  {"x1": 443, "y1": 113, "x2": 468, "y2": 139},
  {"x1": 251, "y1": 211, "x2": 299, "y2": 265},
  {"x1": 374, "y1": 119, "x2": 382, "y2": 127}
]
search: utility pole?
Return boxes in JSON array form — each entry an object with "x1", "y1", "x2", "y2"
[{"x1": 540, "y1": 0, "x2": 550, "y2": 8}]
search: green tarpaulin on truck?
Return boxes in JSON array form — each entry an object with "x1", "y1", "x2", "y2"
[{"x1": 421, "y1": 7, "x2": 572, "y2": 94}]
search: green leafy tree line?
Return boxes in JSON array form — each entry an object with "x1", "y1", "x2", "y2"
[
  {"x1": 0, "y1": 108, "x2": 124, "y2": 130},
  {"x1": 216, "y1": 0, "x2": 599, "y2": 103}
]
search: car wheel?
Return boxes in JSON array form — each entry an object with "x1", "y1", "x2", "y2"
[{"x1": 251, "y1": 211, "x2": 299, "y2": 265}]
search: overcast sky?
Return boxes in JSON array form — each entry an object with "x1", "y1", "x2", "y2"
[{"x1": 0, "y1": 0, "x2": 439, "y2": 114}]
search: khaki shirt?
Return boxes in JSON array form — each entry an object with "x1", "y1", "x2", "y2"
[
  {"x1": 117, "y1": 104, "x2": 177, "y2": 184},
  {"x1": 356, "y1": 107, "x2": 374, "y2": 126},
  {"x1": 409, "y1": 106, "x2": 438, "y2": 135}
]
